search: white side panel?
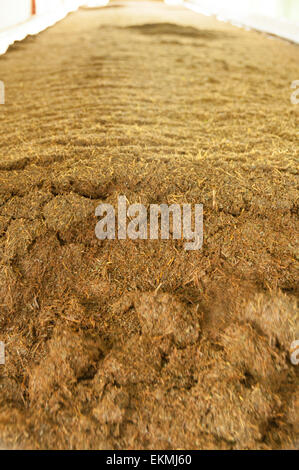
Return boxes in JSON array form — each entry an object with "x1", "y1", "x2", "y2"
[
  {"x1": 183, "y1": 0, "x2": 299, "y2": 44},
  {"x1": 0, "y1": 0, "x2": 32, "y2": 31}
]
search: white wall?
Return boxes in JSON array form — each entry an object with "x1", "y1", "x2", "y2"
[
  {"x1": 0, "y1": 1, "x2": 107, "y2": 33},
  {"x1": 35, "y1": 0, "x2": 82, "y2": 16},
  {"x1": 0, "y1": 0, "x2": 108, "y2": 54},
  {"x1": 0, "y1": 0, "x2": 32, "y2": 31},
  {"x1": 0, "y1": 1, "x2": 83, "y2": 32},
  {"x1": 186, "y1": 0, "x2": 299, "y2": 23},
  {"x1": 183, "y1": 0, "x2": 299, "y2": 43}
]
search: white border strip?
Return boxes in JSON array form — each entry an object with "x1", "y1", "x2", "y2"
[
  {"x1": 0, "y1": 1, "x2": 109, "y2": 55},
  {"x1": 166, "y1": 0, "x2": 299, "y2": 45}
]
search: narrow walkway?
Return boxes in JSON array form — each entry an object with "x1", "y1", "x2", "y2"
[{"x1": 0, "y1": 1, "x2": 298, "y2": 450}]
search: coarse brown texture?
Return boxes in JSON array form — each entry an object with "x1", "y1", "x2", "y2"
[{"x1": 0, "y1": 0, "x2": 298, "y2": 450}]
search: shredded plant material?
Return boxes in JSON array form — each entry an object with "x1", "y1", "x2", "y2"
[{"x1": 0, "y1": 0, "x2": 298, "y2": 450}]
